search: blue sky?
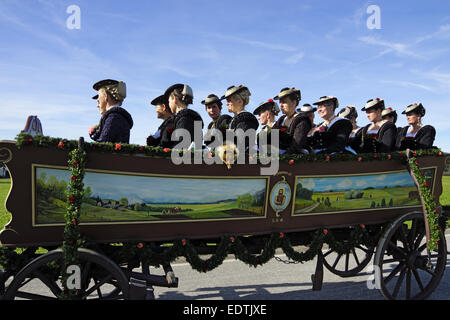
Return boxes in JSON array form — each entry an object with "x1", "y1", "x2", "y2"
[
  {"x1": 298, "y1": 171, "x2": 415, "y2": 192},
  {"x1": 37, "y1": 167, "x2": 266, "y2": 203},
  {"x1": 1, "y1": 0, "x2": 450, "y2": 151}
]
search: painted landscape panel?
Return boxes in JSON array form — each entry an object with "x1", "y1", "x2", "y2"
[
  {"x1": 34, "y1": 167, "x2": 267, "y2": 225},
  {"x1": 293, "y1": 169, "x2": 435, "y2": 215}
]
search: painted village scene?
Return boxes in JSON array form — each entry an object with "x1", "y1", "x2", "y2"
[
  {"x1": 294, "y1": 169, "x2": 435, "y2": 215},
  {"x1": 34, "y1": 167, "x2": 267, "y2": 225}
]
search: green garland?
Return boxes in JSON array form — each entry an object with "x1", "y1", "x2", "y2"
[
  {"x1": 14, "y1": 132, "x2": 445, "y2": 164},
  {"x1": 408, "y1": 157, "x2": 441, "y2": 252},
  {"x1": 60, "y1": 147, "x2": 86, "y2": 299}
]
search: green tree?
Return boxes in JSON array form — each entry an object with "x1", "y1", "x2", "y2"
[
  {"x1": 237, "y1": 194, "x2": 253, "y2": 209},
  {"x1": 381, "y1": 198, "x2": 386, "y2": 207},
  {"x1": 389, "y1": 198, "x2": 394, "y2": 207},
  {"x1": 119, "y1": 197, "x2": 129, "y2": 207}
]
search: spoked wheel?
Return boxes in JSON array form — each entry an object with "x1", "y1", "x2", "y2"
[
  {"x1": 323, "y1": 244, "x2": 374, "y2": 277},
  {"x1": 374, "y1": 212, "x2": 447, "y2": 300},
  {"x1": 3, "y1": 248, "x2": 129, "y2": 300}
]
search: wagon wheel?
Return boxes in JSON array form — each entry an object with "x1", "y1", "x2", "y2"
[
  {"x1": 322, "y1": 243, "x2": 374, "y2": 277},
  {"x1": 3, "y1": 248, "x2": 129, "y2": 300},
  {"x1": 374, "y1": 212, "x2": 447, "y2": 300}
]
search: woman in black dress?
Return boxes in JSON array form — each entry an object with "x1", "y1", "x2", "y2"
[
  {"x1": 396, "y1": 103, "x2": 436, "y2": 150},
  {"x1": 219, "y1": 85, "x2": 259, "y2": 151},
  {"x1": 308, "y1": 96, "x2": 352, "y2": 154},
  {"x1": 164, "y1": 83, "x2": 204, "y2": 149},
  {"x1": 353, "y1": 98, "x2": 397, "y2": 153},
  {"x1": 338, "y1": 105, "x2": 361, "y2": 154},
  {"x1": 273, "y1": 87, "x2": 312, "y2": 154}
]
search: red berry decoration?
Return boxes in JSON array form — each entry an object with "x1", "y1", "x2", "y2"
[
  {"x1": 115, "y1": 144, "x2": 122, "y2": 150},
  {"x1": 58, "y1": 141, "x2": 64, "y2": 148},
  {"x1": 68, "y1": 196, "x2": 74, "y2": 203},
  {"x1": 279, "y1": 232, "x2": 284, "y2": 238},
  {"x1": 288, "y1": 159, "x2": 294, "y2": 165},
  {"x1": 323, "y1": 229, "x2": 328, "y2": 235},
  {"x1": 137, "y1": 243, "x2": 143, "y2": 249}
]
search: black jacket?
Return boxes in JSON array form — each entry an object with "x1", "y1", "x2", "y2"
[
  {"x1": 395, "y1": 125, "x2": 436, "y2": 150},
  {"x1": 307, "y1": 118, "x2": 353, "y2": 154},
  {"x1": 222, "y1": 111, "x2": 259, "y2": 150},
  {"x1": 90, "y1": 106, "x2": 133, "y2": 144},
  {"x1": 204, "y1": 115, "x2": 233, "y2": 147},
  {"x1": 169, "y1": 109, "x2": 204, "y2": 148},
  {"x1": 353, "y1": 121, "x2": 397, "y2": 153},
  {"x1": 275, "y1": 113, "x2": 312, "y2": 154},
  {"x1": 146, "y1": 116, "x2": 175, "y2": 148}
]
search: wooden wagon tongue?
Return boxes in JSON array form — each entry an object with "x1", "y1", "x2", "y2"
[{"x1": 405, "y1": 149, "x2": 433, "y2": 268}]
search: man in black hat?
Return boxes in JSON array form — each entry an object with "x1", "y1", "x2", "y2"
[
  {"x1": 163, "y1": 83, "x2": 203, "y2": 149},
  {"x1": 146, "y1": 94, "x2": 175, "y2": 147},
  {"x1": 202, "y1": 94, "x2": 231, "y2": 148},
  {"x1": 89, "y1": 79, "x2": 134, "y2": 144}
]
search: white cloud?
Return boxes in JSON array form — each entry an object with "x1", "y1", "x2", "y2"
[
  {"x1": 358, "y1": 36, "x2": 423, "y2": 59},
  {"x1": 337, "y1": 178, "x2": 353, "y2": 189},
  {"x1": 379, "y1": 80, "x2": 435, "y2": 92},
  {"x1": 285, "y1": 52, "x2": 305, "y2": 64}
]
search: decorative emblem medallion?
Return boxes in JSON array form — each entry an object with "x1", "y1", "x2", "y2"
[{"x1": 269, "y1": 177, "x2": 291, "y2": 216}]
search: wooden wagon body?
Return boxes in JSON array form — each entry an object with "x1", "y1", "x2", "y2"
[{"x1": 0, "y1": 138, "x2": 447, "y2": 300}]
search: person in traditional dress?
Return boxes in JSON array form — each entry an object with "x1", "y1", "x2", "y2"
[
  {"x1": 353, "y1": 98, "x2": 397, "y2": 153},
  {"x1": 381, "y1": 107, "x2": 398, "y2": 124},
  {"x1": 396, "y1": 103, "x2": 436, "y2": 150},
  {"x1": 163, "y1": 83, "x2": 204, "y2": 149},
  {"x1": 307, "y1": 96, "x2": 352, "y2": 154},
  {"x1": 219, "y1": 85, "x2": 259, "y2": 151},
  {"x1": 273, "y1": 87, "x2": 312, "y2": 154},
  {"x1": 338, "y1": 105, "x2": 361, "y2": 153},
  {"x1": 146, "y1": 94, "x2": 174, "y2": 148},
  {"x1": 201, "y1": 94, "x2": 231, "y2": 148},
  {"x1": 89, "y1": 79, "x2": 133, "y2": 144},
  {"x1": 253, "y1": 99, "x2": 280, "y2": 151}
]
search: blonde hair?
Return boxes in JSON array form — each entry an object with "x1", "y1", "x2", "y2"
[
  {"x1": 99, "y1": 87, "x2": 123, "y2": 106},
  {"x1": 231, "y1": 89, "x2": 250, "y2": 106}
]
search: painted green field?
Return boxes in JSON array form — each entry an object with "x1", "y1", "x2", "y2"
[
  {"x1": 35, "y1": 199, "x2": 264, "y2": 224},
  {"x1": 294, "y1": 186, "x2": 420, "y2": 214},
  {"x1": 0, "y1": 179, "x2": 11, "y2": 230},
  {"x1": 442, "y1": 175, "x2": 450, "y2": 207}
]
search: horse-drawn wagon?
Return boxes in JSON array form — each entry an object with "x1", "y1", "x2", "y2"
[{"x1": 0, "y1": 134, "x2": 447, "y2": 300}]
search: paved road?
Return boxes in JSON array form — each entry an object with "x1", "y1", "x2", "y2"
[
  {"x1": 153, "y1": 233, "x2": 450, "y2": 300},
  {"x1": 4, "y1": 234, "x2": 449, "y2": 300}
]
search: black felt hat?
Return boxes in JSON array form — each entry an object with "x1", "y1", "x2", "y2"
[
  {"x1": 201, "y1": 94, "x2": 222, "y2": 107},
  {"x1": 220, "y1": 85, "x2": 250, "y2": 100},
  {"x1": 297, "y1": 103, "x2": 317, "y2": 114},
  {"x1": 361, "y1": 98, "x2": 385, "y2": 111},
  {"x1": 273, "y1": 87, "x2": 301, "y2": 101},
  {"x1": 253, "y1": 99, "x2": 280, "y2": 115},
  {"x1": 92, "y1": 79, "x2": 126, "y2": 100},
  {"x1": 402, "y1": 103, "x2": 425, "y2": 116},
  {"x1": 150, "y1": 94, "x2": 169, "y2": 106}
]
